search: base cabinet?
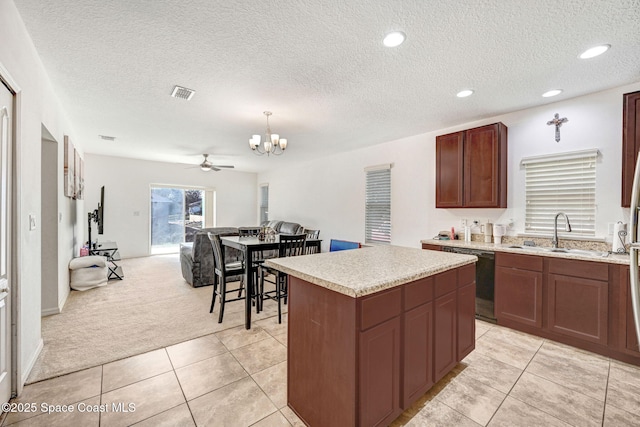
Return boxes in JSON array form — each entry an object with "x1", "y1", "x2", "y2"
[
  {"x1": 548, "y1": 273, "x2": 608, "y2": 345},
  {"x1": 434, "y1": 290, "x2": 457, "y2": 382},
  {"x1": 495, "y1": 253, "x2": 543, "y2": 328},
  {"x1": 402, "y1": 302, "x2": 433, "y2": 407},
  {"x1": 288, "y1": 263, "x2": 476, "y2": 427},
  {"x1": 359, "y1": 317, "x2": 401, "y2": 427}
]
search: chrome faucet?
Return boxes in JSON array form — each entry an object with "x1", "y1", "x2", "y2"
[{"x1": 552, "y1": 212, "x2": 572, "y2": 248}]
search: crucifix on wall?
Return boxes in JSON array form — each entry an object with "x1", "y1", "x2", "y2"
[{"x1": 546, "y1": 113, "x2": 568, "y2": 142}]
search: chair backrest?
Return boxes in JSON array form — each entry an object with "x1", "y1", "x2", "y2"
[
  {"x1": 238, "y1": 227, "x2": 261, "y2": 237},
  {"x1": 304, "y1": 228, "x2": 320, "y2": 239},
  {"x1": 208, "y1": 232, "x2": 238, "y2": 278},
  {"x1": 279, "y1": 234, "x2": 307, "y2": 258},
  {"x1": 329, "y1": 239, "x2": 361, "y2": 252}
]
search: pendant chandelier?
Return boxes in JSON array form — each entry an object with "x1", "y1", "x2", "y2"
[{"x1": 249, "y1": 111, "x2": 288, "y2": 156}]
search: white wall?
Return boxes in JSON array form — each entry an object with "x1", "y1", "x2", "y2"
[
  {"x1": 259, "y1": 82, "x2": 640, "y2": 251},
  {"x1": 0, "y1": 0, "x2": 85, "y2": 388},
  {"x1": 84, "y1": 154, "x2": 258, "y2": 258}
]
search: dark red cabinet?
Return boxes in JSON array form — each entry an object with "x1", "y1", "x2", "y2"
[
  {"x1": 495, "y1": 253, "x2": 544, "y2": 329},
  {"x1": 287, "y1": 262, "x2": 476, "y2": 426},
  {"x1": 359, "y1": 317, "x2": 401, "y2": 427},
  {"x1": 435, "y1": 122, "x2": 507, "y2": 208},
  {"x1": 622, "y1": 90, "x2": 640, "y2": 207},
  {"x1": 402, "y1": 302, "x2": 433, "y2": 407}
]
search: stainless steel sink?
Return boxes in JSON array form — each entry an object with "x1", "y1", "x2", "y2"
[{"x1": 506, "y1": 245, "x2": 609, "y2": 257}]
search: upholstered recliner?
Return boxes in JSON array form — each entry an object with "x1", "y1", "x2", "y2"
[{"x1": 180, "y1": 227, "x2": 242, "y2": 287}]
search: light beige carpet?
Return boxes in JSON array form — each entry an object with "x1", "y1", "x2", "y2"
[{"x1": 27, "y1": 254, "x2": 280, "y2": 384}]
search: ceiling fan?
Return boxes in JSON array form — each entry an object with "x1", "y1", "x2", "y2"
[{"x1": 197, "y1": 154, "x2": 235, "y2": 172}]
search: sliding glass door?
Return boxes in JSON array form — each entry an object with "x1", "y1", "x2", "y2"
[{"x1": 150, "y1": 185, "x2": 214, "y2": 254}]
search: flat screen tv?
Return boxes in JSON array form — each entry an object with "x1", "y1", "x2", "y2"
[
  {"x1": 88, "y1": 186, "x2": 105, "y2": 248},
  {"x1": 97, "y1": 185, "x2": 104, "y2": 234}
]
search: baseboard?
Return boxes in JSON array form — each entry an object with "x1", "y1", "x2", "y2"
[
  {"x1": 41, "y1": 306, "x2": 60, "y2": 317},
  {"x1": 21, "y1": 338, "x2": 43, "y2": 386}
]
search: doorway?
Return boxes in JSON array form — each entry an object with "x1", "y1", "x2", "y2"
[
  {"x1": 0, "y1": 77, "x2": 14, "y2": 403},
  {"x1": 150, "y1": 185, "x2": 215, "y2": 254}
]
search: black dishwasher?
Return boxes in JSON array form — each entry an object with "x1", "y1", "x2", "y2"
[{"x1": 442, "y1": 246, "x2": 496, "y2": 323}]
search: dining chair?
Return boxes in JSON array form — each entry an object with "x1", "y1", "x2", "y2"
[
  {"x1": 237, "y1": 226, "x2": 265, "y2": 299},
  {"x1": 303, "y1": 228, "x2": 321, "y2": 254},
  {"x1": 208, "y1": 232, "x2": 248, "y2": 323},
  {"x1": 259, "y1": 233, "x2": 307, "y2": 323},
  {"x1": 329, "y1": 239, "x2": 361, "y2": 251}
]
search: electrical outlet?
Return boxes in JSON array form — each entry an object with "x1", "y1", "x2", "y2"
[{"x1": 460, "y1": 219, "x2": 468, "y2": 227}]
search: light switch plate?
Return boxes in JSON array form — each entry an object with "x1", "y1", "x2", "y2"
[{"x1": 29, "y1": 214, "x2": 36, "y2": 230}]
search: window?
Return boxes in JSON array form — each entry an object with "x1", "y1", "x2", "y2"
[
  {"x1": 522, "y1": 149, "x2": 598, "y2": 236},
  {"x1": 365, "y1": 164, "x2": 391, "y2": 244},
  {"x1": 260, "y1": 184, "x2": 269, "y2": 224}
]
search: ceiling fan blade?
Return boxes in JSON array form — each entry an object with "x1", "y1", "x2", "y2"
[
  {"x1": 212, "y1": 165, "x2": 235, "y2": 169},
  {"x1": 212, "y1": 167, "x2": 221, "y2": 172}
]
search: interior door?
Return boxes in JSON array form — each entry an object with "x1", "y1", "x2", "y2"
[{"x1": 0, "y1": 81, "x2": 13, "y2": 404}]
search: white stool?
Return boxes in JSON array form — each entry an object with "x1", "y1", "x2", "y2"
[{"x1": 69, "y1": 256, "x2": 109, "y2": 291}]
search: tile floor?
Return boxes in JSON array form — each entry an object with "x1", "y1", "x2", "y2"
[{"x1": 2, "y1": 318, "x2": 640, "y2": 426}]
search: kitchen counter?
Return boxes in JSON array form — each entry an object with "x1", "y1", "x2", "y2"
[
  {"x1": 264, "y1": 244, "x2": 477, "y2": 297},
  {"x1": 421, "y1": 238, "x2": 630, "y2": 265}
]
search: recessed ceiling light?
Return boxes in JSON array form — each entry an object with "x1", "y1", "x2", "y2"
[
  {"x1": 456, "y1": 90, "x2": 474, "y2": 98},
  {"x1": 383, "y1": 31, "x2": 406, "y2": 47},
  {"x1": 542, "y1": 89, "x2": 563, "y2": 98},
  {"x1": 579, "y1": 44, "x2": 610, "y2": 59},
  {"x1": 98, "y1": 135, "x2": 116, "y2": 141}
]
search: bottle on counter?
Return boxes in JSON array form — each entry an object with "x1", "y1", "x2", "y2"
[
  {"x1": 450, "y1": 227, "x2": 455, "y2": 240},
  {"x1": 464, "y1": 226, "x2": 471, "y2": 242}
]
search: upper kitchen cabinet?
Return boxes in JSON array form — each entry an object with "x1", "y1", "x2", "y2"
[
  {"x1": 622, "y1": 90, "x2": 640, "y2": 207},
  {"x1": 436, "y1": 122, "x2": 508, "y2": 208}
]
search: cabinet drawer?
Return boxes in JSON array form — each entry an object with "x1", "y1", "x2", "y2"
[
  {"x1": 422, "y1": 244, "x2": 442, "y2": 251},
  {"x1": 496, "y1": 252, "x2": 543, "y2": 271},
  {"x1": 435, "y1": 269, "x2": 457, "y2": 298},
  {"x1": 548, "y1": 258, "x2": 608, "y2": 281},
  {"x1": 404, "y1": 277, "x2": 434, "y2": 311},
  {"x1": 359, "y1": 288, "x2": 402, "y2": 331}
]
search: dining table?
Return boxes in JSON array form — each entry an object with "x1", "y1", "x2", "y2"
[{"x1": 220, "y1": 234, "x2": 322, "y2": 329}]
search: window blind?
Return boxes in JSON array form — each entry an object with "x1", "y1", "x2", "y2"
[
  {"x1": 365, "y1": 166, "x2": 391, "y2": 244},
  {"x1": 522, "y1": 149, "x2": 598, "y2": 236}
]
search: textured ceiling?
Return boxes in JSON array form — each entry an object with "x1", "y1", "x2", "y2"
[{"x1": 13, "y1": 0, "x2": 640, "y2": 172}]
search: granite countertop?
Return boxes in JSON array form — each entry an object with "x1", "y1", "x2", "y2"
[
  {"x1": 264, "y1": 245, "x2": 477, "y2": 298},
  {"x1": 421, "y1": 239, "x2": 630, "y2": 265}
]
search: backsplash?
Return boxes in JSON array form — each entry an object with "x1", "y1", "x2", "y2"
[{"x1": 469, "y1": 234, "x2": 613, "y2": 252}]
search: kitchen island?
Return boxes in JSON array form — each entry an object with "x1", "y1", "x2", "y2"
[{"x1": 265, "y1": 245, "x2": 477, "y2": 427}]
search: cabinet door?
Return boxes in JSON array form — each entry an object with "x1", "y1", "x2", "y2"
[
  {"x1": 464, "y1": 123, "x2": 507, "y2": 208},
  {"x1": 435, "y1": 132, "x2": 464, "y2": 208},
  {"x1": 457, "y1": 282, "x2": 475, "y2": 360},
  {"x1": 495, "y1": 265, "x2": 543, "y2": 328},
  {"x1": 359, "y1": 317, "x2": 401, "y2": 427},
  {"x1": 434, "y1": 290, "x2": 457, "y2": 382},
  {"x1": 622, "y1": 266, "x2": 640, "y2": 353},
  {"x1": 402, "y1": 302, "x2": 433, "y2": 408},
  {"x1": 622, "y1": 90, "x2": 640, "y2": 207},
  {"x1": 548, "y1": 274, "x2": 608, "y2": 345}
]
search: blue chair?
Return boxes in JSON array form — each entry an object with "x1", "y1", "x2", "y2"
[{"x1": 329, "y1": 239, "x2": 361, "y2": 252}]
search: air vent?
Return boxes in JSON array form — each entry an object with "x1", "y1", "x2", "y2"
[
  {"x1": 99, "y1": 135, "x2": 116, "y2": 141},
  {"x1": 171, "y1": 86, "x2": 195, "y2": 100}
]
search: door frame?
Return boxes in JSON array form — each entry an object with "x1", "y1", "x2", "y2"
[{"x1": 0, "y1": 60, "x2": 21, "y2": 397}]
